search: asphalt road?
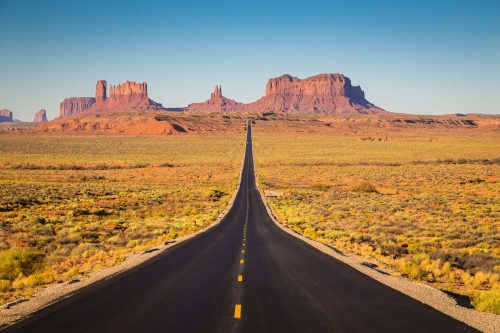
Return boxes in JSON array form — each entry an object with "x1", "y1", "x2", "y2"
[{"x1": 4, "y1": 124, "x2": 478, "y2": 333}]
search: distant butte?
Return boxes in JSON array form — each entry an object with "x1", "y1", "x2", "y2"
[
  {"x1": 34, "y1": 109, "x2": 48, "y2": 123},
  {"x1": 246, "y1": 73, "x2": 387, "y2": 114},
  {"x1": 186, "y1": 85, "x2": 243, "y2": 113},
  {"x1": 186, "y1": 73, "x2": 387, "y2": 114},
  {"x1": 0, "y1": 109, "x2": 14, "y2": 122},
  {"x1": 59, "y1": 80, "x2": 164, "y2": 118},
  {"x1": 58, "y1": 73, "x2": 385, "y2": 116}
]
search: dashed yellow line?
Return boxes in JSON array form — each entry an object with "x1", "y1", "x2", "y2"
[
  {"x1": 234, "y1": 304, "x2": 242, "y2": 319},
  {"x1": 238, "y1": 275, "x2": 243, "y2": 282}
]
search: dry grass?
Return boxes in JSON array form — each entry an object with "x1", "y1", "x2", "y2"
[
  {"x1": 253, "y1": 124, "x2": 500, "y2": 314},
  {"x1": 0, "y1": 134, "x2": 244, "y2": 304}
]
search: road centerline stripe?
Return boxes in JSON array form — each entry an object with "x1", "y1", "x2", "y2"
[{"x1": 234, "y1": 304, "x2": 242, "y2": 319}]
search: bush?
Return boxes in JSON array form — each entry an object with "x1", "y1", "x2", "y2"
[
  {"x1": 208, "y1": 189, "x2": 226, "y2": 202},
  {"x1": 351, "y1": 181, "x2": 378, "y2": 193},
  {"x1": 0, "y1": 249, "x2": 43, "y2": 280},
  {"x1": 303, "y1": 227, "x2": 318, "y2": 240},
  {"x1": 472, "y1": 291, "x2": 500, "y2": 314},
  {"x1": 0, "y1": 279, "x2": 10, "y2": 291}
]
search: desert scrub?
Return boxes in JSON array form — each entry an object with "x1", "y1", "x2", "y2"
[
  {"x1": 253, "y1": 128, "x2": 500, "y2": 314},
  {"x1": 0, "y1": 249, "x2": 43, "y2": 280},
  {"x1": 351, "y1": 181, "x2": 378, "y2": 193},
  {"x1": 472, "y1": 291, "x2": 500, "y2": 314},
  {"x1": 0, "y1": 134, "x2": 244, "y2": 305}
]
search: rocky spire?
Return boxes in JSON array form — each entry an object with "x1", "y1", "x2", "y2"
[
  {"x1": 211, "y1": 85, "x2": 222, "y2": 99},
  {"x1": 96, "y1": 80, "x2": 107, "y2": 103}
]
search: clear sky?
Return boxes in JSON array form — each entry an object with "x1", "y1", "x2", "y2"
[{"x1": 1, "y1": 0, "x2": 499, "y2": 121}]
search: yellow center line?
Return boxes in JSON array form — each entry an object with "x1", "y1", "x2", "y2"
[
  {"x1": 238, "y1": 275, "x2": 243, "y2": 282},
  {"x1": 234, "y1": 304, "x2": 242, "y2": 319}
]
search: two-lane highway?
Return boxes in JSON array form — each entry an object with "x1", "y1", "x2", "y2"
[{"x1": 4, "y1": 124, "x2": 478, "y2": 332}]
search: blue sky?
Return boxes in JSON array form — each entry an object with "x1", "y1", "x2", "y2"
[{"x1": 1, "y1": 0, "x2": 499, "y2": 120}]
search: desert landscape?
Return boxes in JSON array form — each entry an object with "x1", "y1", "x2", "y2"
[
  {"x1": 252, "y1": 118, "x2": 499, "y2": 313},
  {"x1": 1, "y1": 73, "x2": 499, "y2": 320},
  {"x1": 0, "y1": 132, "x2": 245, "y2": 305},
  {"x1": 1, "y1": 1, "x2": 499, "y2": 332}
]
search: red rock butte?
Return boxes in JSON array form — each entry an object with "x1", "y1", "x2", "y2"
[
  {"x1": 187, "y1": 85, "x2": 243, "y2": 113},
  {"x1": 0, "y1": 109, "x2": 14, "y2": 122},
  {"x1": 34, "y1": 109, "x2": 48, "y2": 123},
  {"x1": 187, "y1": 73, "x2": 387, "y2": 114},
  {"x1": 60, "y1": 80, "x2": 164, "y2": 118}
]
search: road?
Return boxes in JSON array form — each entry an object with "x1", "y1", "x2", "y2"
[{"x1": 4, "y1": 124, "x2": 478, "y2": 332}]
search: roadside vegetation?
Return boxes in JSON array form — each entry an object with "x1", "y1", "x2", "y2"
[
  {"x1": 0, "y1": 134, "x2": 244, "y2": 305},
  {"x1": 253, "y1": 129, "x2": 500, "y2": 314}
]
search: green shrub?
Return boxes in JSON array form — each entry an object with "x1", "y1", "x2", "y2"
[
  {"x1": 472, "y1": 291, "x2": 500, "y2": 314},
  {"x1": 0, "y1": 249, "x2": 43, "y2": 280}
]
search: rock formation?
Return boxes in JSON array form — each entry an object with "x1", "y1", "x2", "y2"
[
  {"x1": 186, "y1": 85, "x2": 244, "y2": 113},
  {"x1": 60, "y1": 97, "x2": 96, "y2": 117},
  {"x1": 0, "y1": 109, "x2": 14, "y2": 122},
  {"x1": 212, "y1": 85, "x2": 222, "y2": 99},
  {"x1": 34, "y1": 109, "x2": 48, "y2": 123},
  {"x1": 246, "y1": 74, "x2": 386, "y2": 114},
  {"x1": 95, "y1": 80, "x2": 107, "y2": 104},
  {"x1": 186, "y1": 74, "x2": 387, "y2": 114},
  {"x1": 59, "y1": 80, "x2": 164, "y2": 117}
]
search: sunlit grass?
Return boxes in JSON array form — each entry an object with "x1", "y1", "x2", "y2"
[
  {"x1": 0, "y1": 134, "x2": 244, "y2": 304},
  {"x1": 253, "y1": 129, "x2": 500, "y2": 313}
]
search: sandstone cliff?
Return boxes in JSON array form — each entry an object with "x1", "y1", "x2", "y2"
[
  {"x1": 100, "y1": 81, "x2": 163, "y2": 110},
  {"x1": 59, "y1": 80, "x2": 164, "y2": 117},
  {"x1": 34, "y1": 109, "x2": 48, "y2": 122},
  {"x1": 186, "y1": 74, "x2": 387, "y2": 114},
  {"x1": 246, "y1": 74, "x2": 386, "y2": 114},
  {"x1": 0, "y1": 109, "x2": 14, "y2": 122},
  {"x1": 60, "y1": 97, "x2": 96, "y2": 117},
  {"x1": 186, "y1": 85, "x2": 243, "y2": 113},
  {"x1": 95, "y1": 80, "x2": 107, "y2": 104}
]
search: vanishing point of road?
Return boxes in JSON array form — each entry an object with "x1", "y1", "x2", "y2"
[{"x1": 4, "y1": 124, "x2": 478, "y2": 332}]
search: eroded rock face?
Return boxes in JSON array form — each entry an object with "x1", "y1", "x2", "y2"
[
  {"x1": 34, "y1": 109, "x2": 48, "y2": 122},
  {"x1": 186, "y1": 85, "x2": 244, "y2": 112},
  {"x1": 247, "y1": 74, "x2": 386, "y2": 114},
  {"x1": 60, "y1": 97, "x2": 96, "y2": 117},
  {"x1": 95, "y1": 80, "x2": 107, "y2": 104},
  {"x1": 0, "y1": 109, "x2": 14, "y2": 122},
  {"x1": 211, "y1": 85, "x2": 222, "y2": 99},
  {"x1": 59, "y1": 80, "x2": 164, "y2": 117},
  {"x1": 109, "y1": 81, "x2": 147, "y2": 101},
  {"x1": 0, "y1": 109, "x2": 13, "y2": 122},
  {"x1": 187, "y1": 74, "x2": 387, "y2": 114}
]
